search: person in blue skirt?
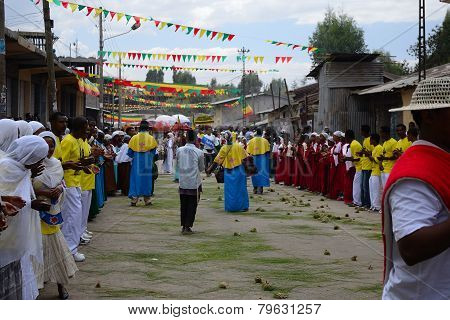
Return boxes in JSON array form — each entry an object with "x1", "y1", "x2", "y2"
[
  {"x1": 247, "y1": 128, "x2": 270, "y2": 195},
  {"x1": 207, "y1": 131, "x2": 249, "y2": 212},
  {"x1": 127, "y1": 121, "x2": 158, "y2": 206}
]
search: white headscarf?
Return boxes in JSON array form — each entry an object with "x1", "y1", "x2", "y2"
[
  {"x1": 6, "y1": 135, "x2": 49, "y2": 166},
  {"x1": 29, "y1": 121, "x2": 45, "y2": 134},
  {"x1": 16, "y1": 120, "x2": 33, "y2": 137},
  {"x1": 0, "y1": 136, "x2": 48, "y2": 268},
  {"x1": 36, "y1": 132, "x2": 64, "y2": 188},
  {"x1": 0, "y1": 119, "x2": 19, "y2": 156}
]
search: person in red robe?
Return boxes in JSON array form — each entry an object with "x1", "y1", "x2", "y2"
[
  {"x1": 294, "y1": 135, "x2": 307, "y2": 189},
  {"x1": 304, "y1": 137, "x2": 314, "y2": 190},
  {"x1": 328, "y1": 131, "x2": 344, "y2": 199}
]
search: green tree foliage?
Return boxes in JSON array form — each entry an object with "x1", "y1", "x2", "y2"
[
  {"x1": 309, "y1": 8, "x2": 367, "y2": 64},
  {"x1": 172, "y1": 70, "x2": 196, "y2": 85},
  {"x1": 373, "y1": 49, "x2": 411, "y2": 76},
  {"x1": 264, "y1": 78, "x2": 287, "y2": 96},
  {"x1": 238, "y1": 73, "x2": 263, "y2": 95},
  {"x1": 408, "y1": 10, "x2": 450, "y2": 70},
  {"x1": 145, "y1": 69, "x2": 164, "y2": 83}
]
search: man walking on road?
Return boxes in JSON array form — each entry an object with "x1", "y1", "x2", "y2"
[{"x1": 176, "y1": 130, "x2": 205, "y2": 234}]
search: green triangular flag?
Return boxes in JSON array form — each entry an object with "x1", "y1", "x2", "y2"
[
  {"x1": 167, "y1": 23, "x2": 173, "y2": 28},
  {"x1": 107, "y1": 52, "x2": 112, "y2": 57},
  {"x1": 237, "y1": 56, "x2": 241, "y2": 62},
  {"x1": 103, "y1": 10, "x2": 109, "y2": 18},
  {"x1": 148, "y1": 54, "x2": 152, "y2": 59},
  {"x1": 125, "y1": 15, "x2": 132, "y2": 23},
  {"x1": 222, "y1": 33, "x2": 229, "y2": 41},
  {"x1": 221, "y1": 56, "x2": 226, "y2": 62},
  {"x1": 182, "y1": 55, "x2": 186, "y2": 62},
  {"x1": 142, "y1": 53, "x2": 147, "y2": 60},
  {"x1": 78, "y1": 5, "x2": 86, "y2": 11},
  {"x1": 193, "y1": 56, "x2": 197, "y2": 62},
  {"x1": 206, "y1": 30, "x2": 212, "y2": 38},
  {"x1": 187, "y1": 55, "x2": 192, "y2": 62},
  {"x1": 186, "y1": 27, "x2": 193, "y2": 35},
  {"x1": 271, "y1": 41, "x2": 277, "y2": 44}
]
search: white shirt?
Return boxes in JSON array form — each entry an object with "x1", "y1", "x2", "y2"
[
  {"x1": 333, "y1": 142, "x2": 342, "y2": 167},
  {"x1": 382, "y1": 180, "x2": 450, "y2": 300},
  {"x1": 176, "y1": 143, "x2": 205, "y2": 190},
  {"x1": 343, "y1": 143, "x2": 353, "y2": 171}
]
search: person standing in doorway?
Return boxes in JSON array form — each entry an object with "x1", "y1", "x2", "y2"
[{"x1": 176, "y1": 130, "x2": 204, "y2": 234}]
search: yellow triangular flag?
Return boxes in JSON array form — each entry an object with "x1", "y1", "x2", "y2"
[
  {"x1": 157, "y1": 54, "x2": 162, "y2": 60},
  {"x1": 199, "y1": 29, "x2": 206, "y2": 38},
  {"x1": 216, "y1": 32, "x2": 223, "y2": 41},
  {"x1": 121, "y1": 52, "x2": 127, "y2": 59},
  {"x1": 159, "y1": 22, "x2": 167, "y2": 30},
  {"x1": 117, "y1": 13, "x2": 124, "y2": 21},
  {"x1": 181, "y1": 26, "x2": 187, "y2": 32},
  {"x1": 69, "y1": 3, "x2": 78, "y2": 12},
  {"x1": 162, "y1": 54, "x2": 167, "y2": 60},
  {"x1": 112, "y1": 52, "x2": 118, "y2": 59},
  {"x1": 259, "y1": 56, "x2": 264, "y2": 63},
  {"x1": 254, "y1": 56, "x2": 258, "y2": 63}
]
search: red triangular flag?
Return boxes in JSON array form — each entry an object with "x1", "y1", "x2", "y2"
[
  {"x1": 133, "y1": 16, "x2": 140, "y2": 24},
  {"x1": 175, "y1": 25, "x2": 180, "y2": 32},
  {"x1": 137, "y1": 53, "x2": 142, "y2": 60},
  {"x1": 128, "y1": 52, "x2": 133, "y2": 59},
  {"x1": 211, "y1": 56, "x2": 216, "y2": 62},
  {"x1": 177, "y1": 55, "x2": 181, "y2": 61},
  {"x1": 286, "y1": 57, "x2": 293, "y2": 63},
  {"x1": 292, "y1": 45, "x2": 299, "y2": 50},
  {"x1": 132, "y1": 53, "x2": 137, "y2": 60},
  {"x1": 281, "y1": 57, "x2": 286, "y2": 63},
  {"x1": 62, "y1": 2, "x2": 68, "y2": 8},
  {"x1": 205, "y1": 56, "x2": 211, "y2": 61},
  {"x1": 86, "y1": 7, "x2": 94, "y2": 16},
  {"x1": 110, "y1": 12, "x2": 116, "y2": 20},
  {"x1": 227, "y1": 34, "x2": 235, "y2": 41},
  {"x1": 275, "y1": 57, "x2": 280, "y2": 63},
  {"x1": 172, "y1": 55, "x2": 177, "y2": 62},
  {"x1": 211, "y1": 31, "x2": 218, "y2": 40},
  {"x1": 154, "y1": 20, "x2": 160, "y2": 27},
  {"x1": 193, "y1": 28, "x2": 200, "y2": 36},
  {"x1": 217, "y1": 55, "x2": 221, "y2": 62}
]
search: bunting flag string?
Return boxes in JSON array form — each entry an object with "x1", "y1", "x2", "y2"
[
  {"x1": 45, "y1": 0, "x2": 235, "y2": 42},
  {"x1": 265, "y1": 40, "x2": 320, "y2": 53},
  {"x1": 76, "y1": 76, "x2": 100, "y2": 96},
  {"x1": 103, "y1": 101, "x2": 213, "y2": 110},
  {"x1": 98, "y1": 50, "x2": 229, "y2": 63},
  {"x1": 274, "y1": 56, "x2": 293, "y2": 64},
  {"x1": 103, "y1": 62, "x2": 279, "y2": 74},
  {"x1": 236, "y1": 55, "x2": 293, "y2": 64}
]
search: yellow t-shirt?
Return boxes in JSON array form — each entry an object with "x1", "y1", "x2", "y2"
[
  {"x1": 247, "y1": 136, "x2": 270, "y2": 156},
  {"x1": 61, "y1": 134, "x2": 82, "y2": 188},
  {"x1": 81, "y1": 140, "x2": 95, "y2": 191},
  {"x1": 214, "y1": 143, "x2": 247, "y2": 169},
  {"x1": 396, "y1": 137, "x2": 412, "y2": 153},
  {"x1": 128, "y1": 132, "x2": 158, "y2": 152},
  {"x1": 361, "y1": 137, "x2": 374, "y2": 171},
  {"x1": 371, "y1": 145, "x2": 383, "y2": 176},
  {"x1": 382, "y1": 138, "x2": 398, "y2": 174},
  {"x1": 350, "y1": 140, "x2": 363, "y2": 172},
  {"x1": 53, "y1": 136, "x2": 62, "y2": 161}
]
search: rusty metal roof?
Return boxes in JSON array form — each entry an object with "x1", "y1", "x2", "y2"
[{"x1": 355, "y1": 63, "x2": 450, "y2": 95}]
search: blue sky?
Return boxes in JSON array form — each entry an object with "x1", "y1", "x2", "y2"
[{"x1": 6, "y1": 0, "x2": 449, "y2": 87}]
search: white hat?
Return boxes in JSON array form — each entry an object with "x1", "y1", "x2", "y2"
[
  {"x1": 390, "y1": 77, "x2": 450, "y2": 112},
  {"x1": 104, "y1": 134, "x2": 112, "y2": 141}
]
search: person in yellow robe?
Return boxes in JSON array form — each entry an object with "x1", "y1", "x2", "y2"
[{"x1": 246, "y1": 128, "x2": 270, "y2": 194}]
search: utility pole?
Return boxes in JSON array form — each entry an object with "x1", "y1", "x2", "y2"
[
  {"x1": 43, "y1": 0, "x2": 57, "y2": 114},
  {"x1": 98, "y1": 7, "x2": 104, "y2": 127},
  {"x1": 418, "y1": 0, "x2": 426, "y2": 81},
  {"x1": 0, "y1": 0, "x2": 7, "y2": 117},
  {"x1": 118, "y1": 56, "x2": 123, "y2": 129},
  {"x1": 238, "y1": 47, "x2": 249, "y2": 127}
]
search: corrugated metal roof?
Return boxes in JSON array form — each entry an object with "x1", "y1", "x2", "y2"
[
  {"x1": 307, "y1": 53, "x2": 380, "y2": 77},
  {"x1": 355, "y1": 63, "x2": 450, "y2": 95}
]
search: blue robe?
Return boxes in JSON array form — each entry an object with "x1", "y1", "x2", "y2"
[
  {"x1": 127, "y1": 148, "x2": 156, "y2": 198},
  {"x1": 251, "y1": 153, "x2": 270, "y2": 187},
  {"x1": 95, "y1": 156, "x2": 105, "y2": 208},
  {"x1": 224, "y1": 164, "x2": 249, "y2": 212}
]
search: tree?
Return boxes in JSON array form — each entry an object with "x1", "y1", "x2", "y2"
[
  {"x1": 408, "y1": 10, "x2": 450, "y2": 70},
  {"x1": 173, "y1": 70, "x2": 196, "y2": 85},
  {"x1": 238, "y1": 73, "x2": 263, "y2": 95},
  {"x1": 373, "y1": 49, "x2": 411, "y2": 76},
  {"x1": 264, "y1": 78, "x2": 286, "y2": 96},
  {"x1": 210, "y1": 78, "x2": 218, "y2": 89},
  {"x1": 145, "y1": 69, "x2": 164, "y2": 83},
  {"x1": 309, "y1": 8, "x2": 367, "y2": 64}
]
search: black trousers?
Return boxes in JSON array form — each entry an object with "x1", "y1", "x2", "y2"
[{"x1": 180, "y1": 193, "x2": 199, "y2": 228}]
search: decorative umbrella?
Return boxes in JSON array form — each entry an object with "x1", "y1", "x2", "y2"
[
  {"x1": 171, "y1": 114, "x2": 191, "y2": 124},
  {"x1": 154, "y1": 115, "x2": 175, "y2": 132},
  {"x1": 172, "y1": 122, "x2": 192, "y2": 131}
]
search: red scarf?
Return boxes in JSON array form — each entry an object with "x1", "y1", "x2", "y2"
[{"x1": 381, "y1": 144, "x2": 450, "y2": 284}]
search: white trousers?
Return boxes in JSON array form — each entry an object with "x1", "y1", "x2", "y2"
[
  {"x1": 381, "y1": 173, "x2": 390, "y2": 189},
  {"x1": 80, "y1": 190, "x2": 92, "y2": 237},
  {"x1": 61, "y1": 187, "x2": 82, "y2": 255},
  {"x1": 352, "y1": 171, "x2": 362, "y2": 206},
  {"x1": 369, "y1": 175, "x2": 382, "y2": 210}
]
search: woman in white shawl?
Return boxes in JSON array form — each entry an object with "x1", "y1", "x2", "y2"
[
  {"x1": 0, "y1": 136, "x2": 49, "y2": 300},
  {"x1": 163, "y1": 132, "x2": 174, "y2": 173},
  {"x1": 0, "y1": 119, "x2": 19, "y2": 158},
  {"x1": 16, "y1": 120, "x2": 33, "y2": 137},
  {"x1": 33, "y1": 132, "x2": 78, "y2": 300},
  {"x1": 29, "y1": 121, "x2": 46, "y2": 135}
]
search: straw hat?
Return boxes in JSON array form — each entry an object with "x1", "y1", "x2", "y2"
[{"x1": 390, "y1": 77, "x2": 450, "y2": 112}]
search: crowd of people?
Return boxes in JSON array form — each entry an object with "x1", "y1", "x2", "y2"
[{"x1": 0, "y1": 77, "x2": 448, "y2": 301}]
